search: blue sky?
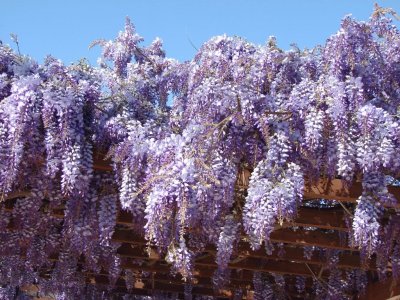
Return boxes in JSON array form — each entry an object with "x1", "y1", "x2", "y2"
[{"x1": 1, "y1": 1, "x2": 400, "y2": 65}]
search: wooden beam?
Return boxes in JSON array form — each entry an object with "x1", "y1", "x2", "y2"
[
  {"x1": 2, "y1": 197, "x2": 349, "y2": 231},
  {"x1": 89, "y1": 273, "x2": 228, "y2": 298},
  {"x1": 5, "y1": 153, "x2": 400, "y2": 209},
  {"x1": 5, "y1": 178, "x2": 400, "y2": 208},
  {"x1": 269, "y1": 227, "x2": 351, "y2": 250},
  {"x1": 5, "y1": 152, "x2": 399, "y2": 207},
  {"x1": 196, "y1": 256, "x2": 318, "y2": 277},
  {"x1": 232, "y1": 245, "x2": 373, "y2": 270},
  {"x1": 88, "y1": 272, "x2": 319, "y2": 300},
  {"x1": 237, "y1": 168, "x2": 400, "y2": 207},
  {"x1": 265, "y1": 227, "x2": 352, "y2": 251},
  {"x1": 304, "y1": 178, "x2": 400, "y2": 208},
  {"x1": 117, "y1": 207, "x2": 349, "y2": 231},
  {"x1": 295, "y1": 207, "x2": 347, "y2": 231},
  {"x1": 87, "y1": 270, "x2": 315, "y2": 299},
  {"x1": 359, "y1": 278, "x2": 400, "y2": 300},
  {"x1": 93, "y1": 152, "x2": 113, "y2": 172},
  {"x1": 112, "y1": 227, "x2": 353, "y2": 251},
  {"x1": 92, "y1": 273, "x2": 317, "y2": 298},
  {"x1": 117, "y1": 242, "x2": 374, "y2": 271}
]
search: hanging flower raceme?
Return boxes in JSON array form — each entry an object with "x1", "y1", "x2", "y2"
[
  {"x1": 0, "y1": 74, "x2": 42, "y2": 195},
  {"x1": 243, "y1": 127, "x2": 304, "y2": 249},
  {"x1": 352, "y1": 172, "x2": 396, "y2": 256}
]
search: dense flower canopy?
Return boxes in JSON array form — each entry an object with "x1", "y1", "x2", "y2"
[{"x1": 1, "y1": 6, "x2": 400, "y2": 299}]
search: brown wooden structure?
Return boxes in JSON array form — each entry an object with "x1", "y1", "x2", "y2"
[{"x1": 3, "y1": 155, "x2": 400, "y2": 299}]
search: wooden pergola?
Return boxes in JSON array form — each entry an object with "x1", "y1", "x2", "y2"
[{"x1": 3, "y1": 153, "x2": 400, "y2": 299}]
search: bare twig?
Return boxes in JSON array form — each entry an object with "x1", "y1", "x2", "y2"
[
  {"x1": 10, "y1": 33, "x2": 21, "y2": 56},
  {"x1": 264, "y1": 111, "x2": 292, "y2": 116},
  {"x1": 93, "y1": 103, "x2": 110, "y2": 115},
  {"x1": 338, "y1": 200, "x2": 354, "y2": 217},
  {"x1": 187, "y1": 36, "x2": 198, "y2": 51},
  {"x1": 305, "y1": 263, "x2": 329, "y2": 292}
]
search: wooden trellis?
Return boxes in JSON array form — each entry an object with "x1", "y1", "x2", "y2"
[{"x1": 3, "y1": 153, "x2": 400, "y2": 299}]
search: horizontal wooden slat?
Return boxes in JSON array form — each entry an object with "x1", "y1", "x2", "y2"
[
  {"x1": 304, "y1": 178, "x2": 400, "y2": 208},
  {"x1": 111, "y1": 228, "x2": 352, "y2": 253},
  {"x1": 3, "y1": 197, "x2": 349, "y2": 231},
  {"x1": 87, "y1": 272, "x2": 317, "y2": 298},
  {"x1": 116, "y1": 241, "x2": 374, "y2": 271},
  {"x1": 269, "y1": 228, "x2": 351, "y2": 250},
  {"x1": 90, "y1": 273, "x2": 228, "y2": 298},
  {"x1": 294, "y1": 207, "x2": 347, "y2": 231},
  {"x1": 359, "y1": 278, "x2": 400, "y2": 300},
  {"x1": 112, "y1": 227, "x2": 354, "y2": 253}
]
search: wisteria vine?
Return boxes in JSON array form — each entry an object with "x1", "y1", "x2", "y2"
[{"x1": 0, "y1": 6, "x2": 400, "y2": 299}]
